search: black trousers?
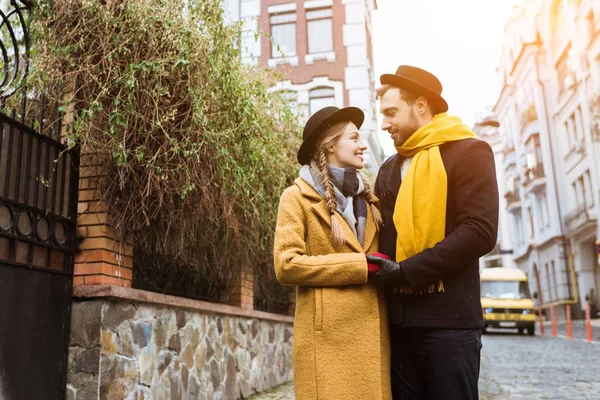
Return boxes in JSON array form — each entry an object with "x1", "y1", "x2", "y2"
[{"x1": 390, "y1": 325, "x2": 482, "y2": 400}]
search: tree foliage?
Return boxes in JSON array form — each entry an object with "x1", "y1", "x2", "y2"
[{"x1": 29, "y1": 0, "x2": 301, "y2": 285}]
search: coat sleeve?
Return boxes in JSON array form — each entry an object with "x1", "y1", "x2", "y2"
[
  {"x1": 400, "y1": 140, "x2": 499, "y2": 289},
  {"x1": 273, "y1": 187, "x2": 369, "y2": 287}
]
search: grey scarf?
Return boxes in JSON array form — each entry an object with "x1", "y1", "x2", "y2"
[{"x1": 300, "y1": 163, "x2": 368, "y2": 246}]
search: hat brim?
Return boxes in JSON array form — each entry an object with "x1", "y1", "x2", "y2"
[
  {"x1": 380, "y1": 74, "x2": 449, "y2": 113},
  {"x1": 297, "y1": 107, "x2": 365, "y2": 165}
]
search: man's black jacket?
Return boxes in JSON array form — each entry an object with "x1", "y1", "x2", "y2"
[{"x1": 374, "y1": 138, "x2": 499, "y2": 328}]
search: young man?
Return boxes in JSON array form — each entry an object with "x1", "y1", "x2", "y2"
[{"x1": 367, "y1": 65, "x2": 499, "y2": 400}]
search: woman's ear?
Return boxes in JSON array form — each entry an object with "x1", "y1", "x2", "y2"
[{"x1": 327, "y1": 144, "x2": 336, "y2": 154}]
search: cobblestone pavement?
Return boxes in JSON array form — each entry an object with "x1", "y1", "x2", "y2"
[
  {"x1": 250, "y1": 324, "x2": 600, "y2": 400},
  {"x1": 480, "y1": 327, "x2": 600, "y2": 399},
  {"x1": 249, "y1": 381, "x2": 295, "y2": 399}
]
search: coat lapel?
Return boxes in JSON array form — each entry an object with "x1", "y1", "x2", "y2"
[
  {"x1": 295, "y1": 177, "x2": 369, "y2": 254},
  {"x1": 362, "y1": 197, "x2": 378, "y2": 252}
]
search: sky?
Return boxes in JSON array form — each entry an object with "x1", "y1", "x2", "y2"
[{"x1": 371, "y1": 0, "x2": 517, "y2": 156}]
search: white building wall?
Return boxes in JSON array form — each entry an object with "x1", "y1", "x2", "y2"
[{"x1": 342, "y1": 0, "x2": 382, "y2": 171}]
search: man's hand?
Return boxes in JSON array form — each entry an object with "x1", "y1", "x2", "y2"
[
  {"x1": 366, "y1": 254, "x2": 409, "y2": 286},
  {"x1": 366, "y1": 252, "x2": 389, "y2": 274}
]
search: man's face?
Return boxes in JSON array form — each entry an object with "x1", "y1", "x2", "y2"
[{"x1": 379, "y1": 88, "x2": 420, "y2": 147}]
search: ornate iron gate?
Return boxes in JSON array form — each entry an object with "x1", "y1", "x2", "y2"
[{"x1": 0, "y1": 1, "x2": 79, "y2": 398}]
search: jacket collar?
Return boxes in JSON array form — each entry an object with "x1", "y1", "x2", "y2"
[{"x1": 293, "y1": 177, "x2": 378, "y2": 253}]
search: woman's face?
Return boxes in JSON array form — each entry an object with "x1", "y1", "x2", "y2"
[{"x1": 326, "y1": 122, "x2": 367, "y2": 169}]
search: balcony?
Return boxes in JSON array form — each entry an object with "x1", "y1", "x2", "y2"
[
  {"x1": 503, "y1": 145, "x2": 515, "y2": 158},
  {"x1": 564, "y1": 205, "x2": 596, "y2": 235},
  {"x1": 590, "y1": 92, "x2": 600, "y2": 142},
  {"x1": 521, "y1": 103, "x2": 538, "y2": 130},
  {"x1": 504, "y1": 189, "x2": 520, "y2": 204},
  {"x1": 522, "y1": 164, "x2": 545, "y2": 192},
  {"x1": 505, "y1": 189, "x2": 521, "y2": 212}
]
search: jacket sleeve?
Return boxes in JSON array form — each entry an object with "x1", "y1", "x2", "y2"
[
  {"x1": 273, "y1": 188, "x2": 369, "y2": 287},
  {"x1": 400, "y1": 140, "x2": 499, "y2": 289}
]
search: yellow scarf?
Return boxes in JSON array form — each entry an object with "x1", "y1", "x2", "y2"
[{"x1": 393, "y1": 113, "x2": 477, "y2": 295}]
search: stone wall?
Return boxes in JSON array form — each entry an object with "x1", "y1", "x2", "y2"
[{"x1": 67, "y1": 286, "x2": 294, "y2": 399}]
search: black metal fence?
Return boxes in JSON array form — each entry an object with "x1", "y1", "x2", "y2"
[{"x1": 0, "y1": 1, "x2": 80, "y2": 398}]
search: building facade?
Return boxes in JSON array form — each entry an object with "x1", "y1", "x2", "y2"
[
  {"x1": 494, "y1": 0, "x2": 600, "y2": 315},
  {"x1": 472, "y1": 109, "x2": 516, "y2": 271},
  {"x1": 223, "y1": 0, "x2": 384, "y2": 175}
]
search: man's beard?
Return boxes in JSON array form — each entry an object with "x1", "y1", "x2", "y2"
[{"x1": 394, "y1": 110, "x2": 420, "y2": 147}]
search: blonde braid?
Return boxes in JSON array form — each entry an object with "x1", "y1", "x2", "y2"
[
  {"x1": 359, "y1": 173, "x2": 383, "y2": 230},
  {"x1": 318, "y1": 150, "x2": 345, "y2": 246}
]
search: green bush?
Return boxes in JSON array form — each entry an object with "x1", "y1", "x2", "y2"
[{"x1": 29, "y1": 0, "x2": 301, "y2": 285}]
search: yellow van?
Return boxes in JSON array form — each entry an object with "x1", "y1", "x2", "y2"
[{"x1": 480, "y1": 267, "x2": 536, "y2": 335}]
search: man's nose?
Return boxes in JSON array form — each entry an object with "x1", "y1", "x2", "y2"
[{"x1": 381, "y1": 120, "x2": 390, "y2": 131}]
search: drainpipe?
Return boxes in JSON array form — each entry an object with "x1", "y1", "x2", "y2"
[{"x1": 533, "y1": 19, "x2": 579, "y2": 315}]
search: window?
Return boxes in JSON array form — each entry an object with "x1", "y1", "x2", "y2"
[
  {"x1": 584, "y1": 170, "x2": 594, "y2": 208},
  {"x1": 525, "y1": 134, "x2": 542, "y2": 168},
  {"x1": 279, "y1": 90, "x2": 299, "y2": 114},
  {"x1": 550, "y1": 0, "x2": 565, "y2": 33},
  {"x1": 574, "y1": 176, "x2": 585, "y2": 208},
  {"x1": 587, "y1": 11, "x2": 596, "y2": 42},
  {"x1": 574, "y1": 105, "x2": 584, "y2": 142},
  {"x1": 556, "y1": 47, "x2": 571, "y2": 94},
  {"x1": 524, "y1": 134, "x2": 543, "y2": 185},
  {"x1": 551, "y1": 260, "x2": 558, "y2": 300},
  {"x1": 513, "y1": 211, "x2": 525, "y2": 246},
  {"x1": 306, "y1": 8, "x2": 333, "y2": 54},
  {"x1": 564, "y1": 117, "x2": 574, "y2": 150},
  {"x1": 527, "y1": 206, "x2": 534, "y2": 238},
  {"x1": 545, "y1": 263, "x2": 552, "y2": 301},
  {"x1": 309, "y1": 87, "x2": 336, "y2": 115},
  {"x1": 481, "y1": 280, "x2": 531, "y2": 300},
  {"x1": 271, "y1": 12, "x2": 297, "y2": 58},
  {"x1": 540, "y1": 191, "x2": 550, "y2": 227}
]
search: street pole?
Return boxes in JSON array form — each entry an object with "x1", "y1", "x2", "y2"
[{"x1": 566, "y1": 304, "x2": 572, "y2": 339}]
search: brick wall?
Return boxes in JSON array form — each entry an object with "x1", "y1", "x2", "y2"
[
  {"x1": 220, "y1": 265, "x2": 254, "y2": 309},
  {"x1": 74, "y1": 155, "x2": 133, "y2": 287}
]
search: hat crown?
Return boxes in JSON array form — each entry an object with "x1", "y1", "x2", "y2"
[
  {"x1": 379, "y1": 64, "x2": 449, "y2": 113},
  {"x1": 302, "y1": 106, "x2": 339, "y2": 140},
  {"x1": 395, "y1": 65, "x2": 443, "y2": 95},
  {"x1": 297, "y1": 106, "x2": 364, "y2": 165}
]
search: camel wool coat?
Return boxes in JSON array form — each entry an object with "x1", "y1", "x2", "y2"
[{"x1": 274, "y1": 177, "x2": 391, "y2": 400}]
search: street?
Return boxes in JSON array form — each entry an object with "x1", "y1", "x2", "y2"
[{"x1": 251, "y1": 323, "x2": 600, "y2": 400}]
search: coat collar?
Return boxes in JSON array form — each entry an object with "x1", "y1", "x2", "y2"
[
  {"x1": 380, "y1": 154, "x2": 403, "y2": 196},
  {"x1": 294, "y1": 177, "x2": 378, "y2": 253}
]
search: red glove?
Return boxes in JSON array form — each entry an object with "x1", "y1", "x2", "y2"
[{"x1": 367, "y1": 252, "x2": 390, "y2": 274}]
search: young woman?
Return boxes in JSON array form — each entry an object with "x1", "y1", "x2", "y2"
[{"x1": 273, "y1": 106, "x2": 391, "y2": 400}]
